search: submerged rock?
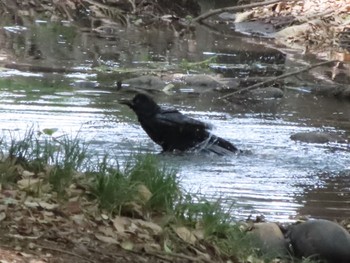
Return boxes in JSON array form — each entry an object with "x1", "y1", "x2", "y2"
[
  {"x1": 311, "y1": 85, "x2": 350, "y2": 100},
  {"x1": 184, "y1": 75, "x2": 221, "y2": 88},
  {"x1": 287, "y1": 219, "x2": 350, "y2": 263},
  {"x1": 290, "y1": 132, "x2": 347, "y2": 144},
  {"x1": 248, "y1": 87, "x2": 284, "y2": 100}
]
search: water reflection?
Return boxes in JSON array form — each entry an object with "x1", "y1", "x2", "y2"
[{"x1": 296, "y1": 171, "x2": 350, "y2": 219}]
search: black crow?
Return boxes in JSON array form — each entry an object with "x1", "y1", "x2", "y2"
[{"x1": 120, "y1": 93, "x2": 239, "y2": 155}]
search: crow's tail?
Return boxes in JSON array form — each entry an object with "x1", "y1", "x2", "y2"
[{"x1": 192, "y1": 134, "x2": 239, "y2": 155}]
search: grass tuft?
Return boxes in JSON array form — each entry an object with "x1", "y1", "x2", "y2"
[
  {"x1": 48, "y1": 133, "x2": 89, "y2": 197},
  {"x1": 87, "y1": 153, "x2": 181, "y2": 215},
  {"x1": 87, "y1": 154, "x2": 137, "y2": 214},
  {"x1": 127, "y1": 154, "x2": 180, "y2": 212}
]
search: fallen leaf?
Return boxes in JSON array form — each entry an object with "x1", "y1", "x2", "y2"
[
  {"x1": 63, "y1": 201, "x2": 81, "y2": 215},
  {"x1": 136, "y1": 184, "x2": 152, "y2": 203},
  {"x1": 0, "y1": 204, "x2": 7, "y2": 212},
  {"x1": 191, "y1": 247, "x2": 211, "y2": 261},
  {"x1": 95, "y1": 234, "x2": 119, "y2": 244},
  {"x1": 70, "y1": 214, "x2": 85, "y2": 225},
  {"x1": 173, "y1": 226, "x2": 197, "y2": 245},
  {"x1": 246, "y1": 255, "x2": 264, "y2": 263},
  {"x1": 112, "y1": 216, "x2": 130, "y2": 233},
  {"x1": 163, "y1": 240, "x2": 172, "y2": 253},
  {"x1": 22, "y1": 170, "x2": 35, "y2": 177},
  {"x1": 101, "y1": 214, "x2": 109, "y2": 220},
  {"x1": 0, "y1": 212, "x2": 6, "y2": 222},
  {"x1": 135, "y1": 219, "x2": 163, "y2": 235},
  {"x1": 98, "y1": 226, "x2": 116, "y2": 237},
  {"x1": 193, "y1": 229, "x2": 204, "y2": 240},
  {"x1": 24, "y1": 201, "x2": 40, "y2": 209},
  {"x1": 121, "y1": 240, "x2": 134, "y2": 251},
  {"x1": 143, "y1": 243, "x2": 161, "y2": 253},
  {"x1": 17, "y1": 178, "x2": 42, "y2": 190},
  {"x1": 38, "y1": 201, "x2": 58, "y2": 210}
]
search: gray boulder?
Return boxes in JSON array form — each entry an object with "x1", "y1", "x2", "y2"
[
  {"x1": 288, "y1": 219, "x2": 350, "y2": 263},
  {"x1": 290, "y1": 132, "x2": 346, "y2": 144}
]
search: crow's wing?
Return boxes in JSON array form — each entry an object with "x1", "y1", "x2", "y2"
[{"x1": 156, "y1": 108, "x2": 212, "y2": 131}]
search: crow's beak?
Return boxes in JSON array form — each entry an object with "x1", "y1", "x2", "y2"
[{"x1": 119, "y1": 98, "x2": 133, "y2": 107}]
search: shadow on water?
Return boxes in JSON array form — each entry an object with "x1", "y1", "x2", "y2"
[{"x1": 0, "y1": 18, "x2": 350, "y2": 222}]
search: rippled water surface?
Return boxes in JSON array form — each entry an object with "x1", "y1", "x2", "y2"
[{"x1": 0, "y1": 21, "x2": 349, "y2": 222}]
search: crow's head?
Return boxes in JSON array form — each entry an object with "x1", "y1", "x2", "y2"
[{"x1": 120, "y1": 93, "x2": 160, "y2": 117}]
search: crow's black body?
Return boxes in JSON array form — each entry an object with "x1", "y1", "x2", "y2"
[{"x1": 121, "y1": 93, "x2": 239, "y2": 154}]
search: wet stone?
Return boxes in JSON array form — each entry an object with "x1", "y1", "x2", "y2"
[
  {"x1": 124, "y1": 76, "x2": 166, "y2": 90},
  {"x1": 248, "y1": 87, "x2": 284, "y2": 99},
  {"x1": 341, "y1": 87, "x2": 350, "y2": 99},
  {"x1": 287, "y1": 219, "x2": 350, "y2": 263},
  {"x1": 182, "y1": 75, "x2": 223, "y2": 93},
  {"x1": 311, "y1": 85, "x2": 350, "y2": 100},
  {"x1": 290, "y1": 132, "x2": 346, "y2": 144},
  {"x1": 184, "y1": 75, "x2": 220, "y2": 87}
]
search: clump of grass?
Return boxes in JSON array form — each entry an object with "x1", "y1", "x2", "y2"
[
  {"x1": 175, "y1": 194, "x2": 233, "y2": 237},
  {"x1": 5, "y1": 126, "x2": 58, "y2": 172},
  {"x1": 87, "y1": 154, "x2": 138, "y2": 214},
  {"x1": 0, "y1": 127, "x2": 54, "y2": 186},
  {"x1": 127, "y1": 154, "x2": 180, "y2": 212},
  {"x1": 48, "y1": 133, "x2": 89, "y2": 197},
  {"x1": 0, "y1": 158, "x2": 19, "y2": 186},
  {"x1": 87, "y1": 153, "x2": 180, "y2": 215},
  {"x1": 0, "y1": 137, "x2": 18, "y2": 185},
  {"x1": 2, "y1": 127, "x2": 89, "y2": 197},
  {"x1": 7, "y1": 126, "x2": 37, "y2": 165},
  {"x1": 174, "y1": 194, "x2": 257, "y2": 260},
  {"x1": 216, "y1": 224, "x2": 255, "y2": 261}
]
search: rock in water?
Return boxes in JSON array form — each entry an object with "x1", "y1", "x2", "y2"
[{"x1": 288, "y1": 219, "x2": 350, "y2": 263}]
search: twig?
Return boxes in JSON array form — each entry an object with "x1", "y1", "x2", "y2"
[
  {"x1": 6, "y1": 234, "x2": 41, "y2": 240},
  {"x1": 219, "y1": 60, "x2": 338, "y2": 100},
  {"x1": 144, "y1": 252, "x2": 173, "y2": 262},
  {"x1": 36, "y1": 245, "x2": 95, "y2": 263},
  {"x1": 145, "y1": 250, "x2": 207, "y2": 262},
  {"x1": 130, "y1": 249, "x2": 204, "y2": 262},
  {"x1": 192, "y1": 0, "x2": 295, "y2": 23}
]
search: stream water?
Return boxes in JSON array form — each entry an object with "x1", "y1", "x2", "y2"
[{"x1": 0, "y1": 20, "x2": 349, "y2": 222}]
